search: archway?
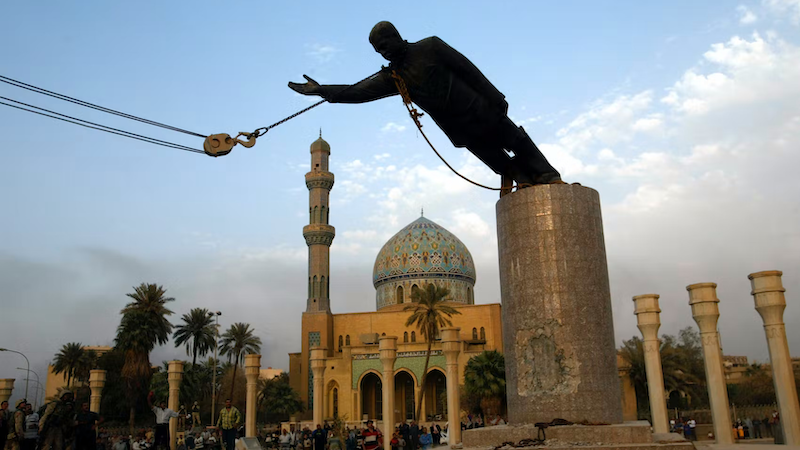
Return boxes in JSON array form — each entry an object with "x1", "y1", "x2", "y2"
[
  {"x1": 423, "y1": 369, "x2": 447, "y2": 421},
  {"x1": 394, "y1": 371, "x2": 416, "y2": 423},
  {"x1": 360, "y1": 372, "x2": 383, "y2": 420}
]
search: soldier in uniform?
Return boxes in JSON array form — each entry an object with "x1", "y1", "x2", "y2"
[
  {"x1": 38, "y1": 391, "x2": 75, "y2": 450},
  {"x1": 5, "y1": 399, "x2": 27, "y2": 450}
]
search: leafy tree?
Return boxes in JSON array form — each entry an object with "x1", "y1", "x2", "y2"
[
  {"x1": 174, "y1": 308, "x2": 217, "y2": 366},
  {"x1": 464, "y1": 350, "x2": 506, "y2": 416},
  {"x1": 52, "y1": 342, "x2": 85, "y2": 387},
  {"x1": 219, "y1": 322, "x2": 262, "y2": 398},
  {"x1": 404, "y1": 283, "x2": 461, "y2": 421},
  {"x1": 258, "y1": 373, "x2": 303, "y2": 423},
  {"x1": 116, "y1": 283, "x2": 175, "y2": 434}
]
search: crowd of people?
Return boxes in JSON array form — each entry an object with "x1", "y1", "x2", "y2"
[
  {"x1": 670, "y1": 410, "x2": 782, "y2": 442},
  {"x1": 262, "y1": 420, "x2": 450, "y2": 450}
]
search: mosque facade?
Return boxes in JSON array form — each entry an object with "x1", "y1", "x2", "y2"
[
  {"x1": 288, "y1": 136, "x2": 504, "y2": 424},
  {"x1": 287, "y1": 136, "x2": 636, "y2": 424}
]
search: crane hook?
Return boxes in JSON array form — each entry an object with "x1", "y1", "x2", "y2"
[{"x1": 203, "y1": 132, "x2": 258, "y2": 157}]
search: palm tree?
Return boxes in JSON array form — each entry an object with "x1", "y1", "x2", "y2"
[
  {"x1": 174, "y1": 308, "x2": 216, "y2": 365},
  {"x1": 52, "y1": 342, "x2": 85, "y2": 386},
  {"x1": 219, "y1": 322, "x2": 262, "y2": 398},
  {"x1": 116, "y1": 283, "x2": 175, "y2": 434},
  {"x1": 258, "y1": 373, "x2": 303, "y2": 423},
  {"x1": 464, "y1": 350, "x2": 506, "y2": 416},
  {"x1": 404, "y1": 283, "x2": 461, "y2": 421}
]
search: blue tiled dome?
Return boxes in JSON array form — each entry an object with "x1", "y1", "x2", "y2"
[{"x1": 373, "y1": 217, "x2": 476, "y2": 288}]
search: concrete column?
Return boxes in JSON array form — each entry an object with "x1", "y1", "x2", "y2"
[
  {"x1": 379, "y1": 336, "x2": 398, "y2": 450},
  {"x1": 89, "y1": 370, "x2": 107, "y2": 413},
  {"x1": 633, "y1": 294, "x2": 669, "y2": 433},
  {"x1": 0, "y1": 379, "x2": 14, "y2": 404},
  {"x1": 310, "y1": 347, "x2": 327, "y2": 427},
  {"x1": 687, "y1": 283, "x2": 733, "y2": 444},
  {"x1": 441, "y1": 328, "x2": 462, "y2": 447},
  {"x1": 168, "y1": 361, "x2": 185, "y2": 450},
  {"x1": 245, "y1": 354, "x2": 262, "y2": 438},
  {"x1": 749, "y1": 271, "x2": 800, "y2": 445},
  {"x1": 496, "y1": 185, "x2": 622, "y2": 424}
]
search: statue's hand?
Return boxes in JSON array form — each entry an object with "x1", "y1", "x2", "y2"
[{"x1": 288, "y1": 75, "x2": 322, "y2": 96}]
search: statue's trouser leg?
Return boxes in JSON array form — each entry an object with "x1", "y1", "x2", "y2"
[{"x1": 497, "y1": 118, "x2": 561, "y2": 183}]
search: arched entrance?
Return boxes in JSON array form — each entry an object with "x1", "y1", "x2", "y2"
[
  {"x1": 423, "y1": 369, "x2": 447, "y2": 421},
  {"x1": 394, "y1": 371, "x2": 416, "y2": 422},
  {"x1": 360, "y1": 372, "x2": 383, "y2": 420}
]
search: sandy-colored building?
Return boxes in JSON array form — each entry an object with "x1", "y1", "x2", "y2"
[
  {"x1": 45, "y1": 345, "x2": 112, "y2": 398},
  {"x1": 260, "y1": 367, "x2": 284, "y2": 381}
]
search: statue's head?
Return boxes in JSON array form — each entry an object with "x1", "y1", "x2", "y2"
[{"x1": 369, "y1": 21, "x2": 406, "y2": 62}]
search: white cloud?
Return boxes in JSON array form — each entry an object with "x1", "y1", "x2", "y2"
[
  {"x1": 381, "y1": 122, "x2": 407, "y2": 133},
  {"x1": 763, "y1": 0, "x2": 800, "y2": 24},
  {"x1": 737, "y1": 5, "x2": 758, "y2": 24},
  {"x1": 306, "y1": 43, "x2": 341, "y2": 63}
]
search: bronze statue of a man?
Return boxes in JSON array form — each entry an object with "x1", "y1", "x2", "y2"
[{"x1": 289, "y1": 21, "x2": 561, "y2": 186}]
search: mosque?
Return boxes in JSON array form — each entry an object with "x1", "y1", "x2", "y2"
[{"x1": 286, "y1": 136, "x2": 636, "y2": 424}]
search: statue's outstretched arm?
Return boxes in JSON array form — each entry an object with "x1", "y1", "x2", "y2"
[{"x1": 288, "y1": 71, "x2": 397, "y2": 104}]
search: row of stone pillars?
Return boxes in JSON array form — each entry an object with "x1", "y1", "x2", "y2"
[
  {"x1": 309, "y1": 327, "x2": 463, "y2": 449},
  {"x1": 634, "y1": 270, "x2": 800, "y2": 445}
]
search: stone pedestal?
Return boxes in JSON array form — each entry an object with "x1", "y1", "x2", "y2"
[
  {"x1": 89, "y1": 370, "x2": 107, "y2": 413},
  {"x1": 496, "y1": 184, "x2": 622, "y2": 424},
  {"x1": 749, "y1": 270, "x2": 800, "y2": 445},
  {"x1": 686, "y1": 283, "x2": 733, "y2": 444},
  {"x1": 633, "y1": 294, "x2": 668, "y2": 434},
  {"x1": 441, "y1": 328, "x2": 462, "y2": 447},
  {"x1": 168, "y1": 361, "x2": 184, "y2": 450},
  {"x1": 379, "y1": 336, "x2": 397, "y2": 449},
  {"x1": 245, "y1": 354, "x2": 262, "y2": 438},
  {"x1": 310, "y1": 347, "x2": 327, "y2": 427},
  {"x1": 0, "y1": 379, "x2": 14, "y2": 403}
]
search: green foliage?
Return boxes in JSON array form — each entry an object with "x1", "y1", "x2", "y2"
[
  {"x1": 620, "y1": 327, "x2": 706, "y2": 419},
  {"x1": 258, "y1": 373, "x2": 303, "y2": 423},
  {"x1": 464, "y1": 350, "x2": 506, "y2": 416},
  {"x1": 219, "y1": 322, "x2": 262, "y2": 398},
  {"x1": 404, "y1": 283, "x2": 461, "y2": 420},
  {"x1": 52, "y1": 342, "x2": 86, "y2": 386},
  {"x1": 173, "y1": 308, "x2": 217, "y2": 366}
]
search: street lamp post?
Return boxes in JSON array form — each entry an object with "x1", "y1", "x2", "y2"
[
  {"x1": 17, "y1": 367, "x2": 41, "y2": 408},
  {"x1": 1, "y1": 348, "x2": 30, "y2": 399},
  {"x1": 208, "y1": 311, "x2": 222, "y2": 427},
  {"x1": 21, "y1": 378, "x2": 43, "y2": 409}
]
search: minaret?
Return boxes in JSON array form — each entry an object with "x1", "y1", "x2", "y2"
[{"x1": 303, "y1": 133, "x2": 335, "y2": 313}]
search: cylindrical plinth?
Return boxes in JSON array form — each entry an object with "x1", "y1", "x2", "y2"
[
  {"x1": 310, "y1": 347, "x2": 327, "y2": 427},
  {"x1": 496, "y1": 184, "x2": 622, "y2": 424},
  {"x1": 633, "y1": 294, "x2": 669, "y2": 433},
  {"x1": 0, "y1": 379, "x2": 15, "y2": 404},
  {"x1": 244, "y1": 354, "x2": 261, "y2": 438},
  {"x1": 168, "y1": 361, "x2": 185, "y2": 450},
  {"x1": 441, "y1": 328, "x2": 462, "y2": 447},
  {"x1": 687, "y1": 283, "x2": 733, "y2": 444},
  {"x1": 749, "y1": 271, "x2": 800, "y2": 445},
  {"x1": 379, "y1": 336, "x2": 398, "y2": 449},
  {"x1": 89, "y1": 370, "x2": 107, "y2": 413}
]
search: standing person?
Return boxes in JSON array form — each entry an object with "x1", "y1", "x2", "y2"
[
  {"x1": 409, "y1": 422, "x2": 419, "y2": 450},
  {"x1": 361, "y1": 422, "x2": 380, "y2": 450},
  {"x1": 752, "y1": 417, "x2": 763, "y2": 439},
  {"x1": 327, "y1": 430, "x2": 341, "y2": 450},
  {"x1": 177, "y1": 407, "x2": 186, "y2": 432},
  {"x1": 215, "y1": 400, "x2": 241, "y2": 450},
  {"x1": 191, "y1": 404, "x2": 200, "y2": 429},
  {"x1": 23, "y1": 404, "x2": 39, "y2": 450},
  {"x1": 310, "y1": 426, "x2": 325, "y2": 450},
  {"x1": 278, "y1": 429, "x2": 292, "y2": 450},
  {"x1": 147, "y1": 393, "x2": 179, "y2": 450},
  {"x1": 399, "y1": 423, "x2": 409, "y2": 450},
  {"x1": 185, "y1": 432, "x2": 195, "y2": 450},
  {"x1": 430, "y1": 424, "x2": 439, "y2": 447},
  {"x1": 7, "y1": 399, "x2": 27, "y2": 450},
  {"x1": 1, "y1": 401, "x2": 9, "y2": 450},
  {"x1": 771, "y1": 410, "x2": 783, "y2": 445},
  {"x1": 39, "y1": 391, "x2": 76, "y2": 450},
  {"x1": 74, "y1": 402, "x2": 103, "y2": 450}
]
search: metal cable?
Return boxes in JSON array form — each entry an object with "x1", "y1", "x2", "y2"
[
  {"x1": 0, "y1": 99, "x2": 204, "y2": 153},
  {"x1": 0, "y1": 75, "x2": 206, "y2": 138}
]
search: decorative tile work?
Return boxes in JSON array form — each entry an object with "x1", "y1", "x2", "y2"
[
  {"x1": 308, "y1": 332, "x2": 320, "y2": 409},
  {"x1": 351, "y1": 355, "x2": 447, "y2": 389},
  {"x1": 373, "y1": 217, "x2": 476, "y2": 288}
]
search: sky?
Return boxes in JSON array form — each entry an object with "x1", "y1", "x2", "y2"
[{"x1": 2, "y1": 1, "x2": 800, "y2": 403}]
